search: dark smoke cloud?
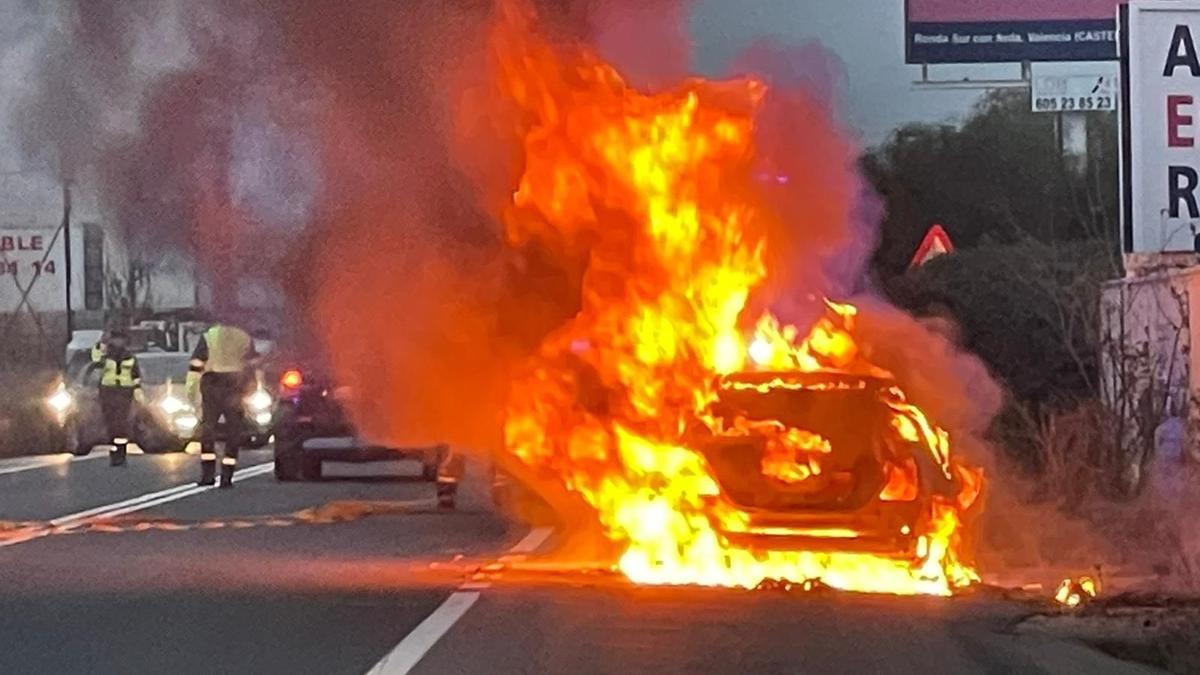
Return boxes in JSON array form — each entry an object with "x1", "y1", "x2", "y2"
[
  {"x1": 16, "y1": 0, "x2": 1001, "y2": 516},
  {"x1": 12, "y1": 0, "x2": 557, "y2": 442},
  {"x1": 12, "y1": 0, "x2": 988, "y2": 446},
  {"x1": 13, "y1": 0, "x2": 318, "y2": 314}
]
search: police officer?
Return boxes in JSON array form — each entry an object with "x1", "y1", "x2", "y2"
[
  {"x1": 91, "y1": 330, "x2": 144, "y2": 466},
  {"x1": 187, "y1": 322, "x2": 257, "y2": 488}
]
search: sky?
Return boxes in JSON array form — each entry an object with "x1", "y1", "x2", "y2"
[
  {"x1": 0, "y1": 0, "x2": 1115, "y2": 209},
  {"x1": 690, "y1": 0, "x2": 1017, "y2": 146}
]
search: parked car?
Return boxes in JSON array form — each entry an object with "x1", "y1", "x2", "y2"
[
  {"x1": 269, "y1": 360, "x2": 458, "y2": 506},
  {"x1": 47, "y1": 352, "x2": 277, "y2": 455},
  {"x1": 49, "y1": 352, "x2": 197, "y2": 455}
]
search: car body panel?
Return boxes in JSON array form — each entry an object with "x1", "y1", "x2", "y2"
[
  {"x1": 692, "y1": 371, "x2": 961, "y2": 559},
  {"x1": 57, "y1": 351, "x2": 274, "y2": 454},
  {"x1": 271, "y1": 364, "x2": 447, "y2": 480}
]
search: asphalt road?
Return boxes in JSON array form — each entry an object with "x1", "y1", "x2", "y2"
[{"x1": 0, "y1": 451, "x2": 1160, "y2": 675}]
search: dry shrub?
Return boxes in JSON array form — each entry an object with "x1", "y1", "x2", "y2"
[
  {"x1": 1000, "y1": 402, "x2": 1200, "y2": 589},
  {"x1": 1030, "y1": 402, "x2": 1121, "y2": 509}
]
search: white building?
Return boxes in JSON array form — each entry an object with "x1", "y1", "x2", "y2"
[{"x1": 0, "y1": 170, "x2": 199, "y2": 359}]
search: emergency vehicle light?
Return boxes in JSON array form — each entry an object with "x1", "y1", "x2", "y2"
[{"x1": 280, "y1": 369, "x2": 303, "y2": 389}]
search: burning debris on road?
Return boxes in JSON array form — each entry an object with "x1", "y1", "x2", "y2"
[
  {"x1": 480, "y1": 1, "x2": 983, "y2": 596},
  {"x1": 1056, "y1": 574, "x2": 1101, "y2": 609}
]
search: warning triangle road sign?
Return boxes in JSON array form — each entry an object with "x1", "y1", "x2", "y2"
[{"x1": 908, "y1": 224, "x2": 954, "y2": 270}]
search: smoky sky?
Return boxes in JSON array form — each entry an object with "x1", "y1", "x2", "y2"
[{"x1": 692, "y1": 0, "x2": 1041, "y2": 144}]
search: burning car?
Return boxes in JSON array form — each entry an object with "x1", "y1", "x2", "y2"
[
  {"x1": 300, "y1": 3, "x2": 988, "y2": 595},
  {"x1": 501, "y1": 306, "x2": 983, "y2": 595},
  {"x1": 698, "y1": 370, "x2": 974, "y2": 561}
]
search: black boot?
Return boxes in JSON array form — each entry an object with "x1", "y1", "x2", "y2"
[
  {"x1": 435, "y1": 453, "x2": 463, "y2": 510},
  {"x1": 219, "y1": 463, "x2": 235, "y2": 489},
  {"x1": 109, "y1": 442, "x2": 127, "y2": 467},
  {"x1": 198, "y1": 459, "x2": 216, "y2": 486},
  {"x1": 436, "y1": 479, "x2": 457, "y2": 510}
]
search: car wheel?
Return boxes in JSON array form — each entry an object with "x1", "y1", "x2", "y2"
[
  {"x1": 68, "y1": 424, "x2": 89, "y2": 456},
  {"x1": 135, "y1": 429, "x2": 171, "y2": 454},
  {"x1": 274, "y1": 453, "x2": 303, "y2": 481},
  {"x1": 437, "y1": 478, "x2": 457, "y2": 510},
  {"x1": 301, "y1": 453, "x2": 322, "y2": 481},
  {"x1": 273, "y1": 412, "x2": 308, "y2": 480}
]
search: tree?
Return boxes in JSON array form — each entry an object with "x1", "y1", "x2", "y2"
[
  {"x1": 864, "y1": 89, "x2": 1120, "y2": 275},
  {"x1": 888, "y1": 239, "x2": 1113, "y2": 415},
  {"x1": 868, "y1": 87, "x2": 1130, "y2": 477},
  {"x1": 104, "y1": 256, "x2": 156, "y2": 327}
]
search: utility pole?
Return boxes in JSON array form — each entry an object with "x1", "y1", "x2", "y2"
[
  {"x1": 61, "y1": 179, "x2": 73, "y2": 339},
  {"x1": 1061, "y1": 112, "x2": 1089, "y2": 177}
]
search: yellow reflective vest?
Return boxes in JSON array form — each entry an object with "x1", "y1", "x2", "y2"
[
  {"x1": 190, "y1": 325, "x2": 255, "y2": 374},
  {"x1": 99, "y1": 354, "x2": 141, "y2": 389}
]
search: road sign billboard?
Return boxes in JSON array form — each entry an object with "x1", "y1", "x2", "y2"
[
  {"x1": 1121, "y1": 1, "x2": 1200, "y2": 253},
  {"x1": 1031, "y1": 72, "x2": 1119, "y2": 112},
  {"x1": 0, "y1": 226, "x2": 67, "y2": 315},
  {"x1": 906, "y1": 0, "x2": 1124, "y2": 63}
]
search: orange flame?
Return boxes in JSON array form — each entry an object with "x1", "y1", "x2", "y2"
[
  {"x1": 1054, "y1": 575, "x2": 1099, "y2": 608},
  {"x1": 492, "y1": 2, "x2": 981, "y2": 596}
]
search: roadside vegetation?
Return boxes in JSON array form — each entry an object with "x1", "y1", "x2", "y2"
[{"x1": 868, "y1": 89, "x2": 1199, "y2": 587}]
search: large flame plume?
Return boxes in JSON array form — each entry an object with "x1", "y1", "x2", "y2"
[{"x1": 489, "y1": 3, "x2": 982, "y2": 596}]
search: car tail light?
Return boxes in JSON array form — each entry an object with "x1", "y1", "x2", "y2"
[{"x1": 280, "y1": 369, "x2": 303, "y2": 390}]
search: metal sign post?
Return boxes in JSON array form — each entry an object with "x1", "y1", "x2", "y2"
[{"x1": 61, "y1": 180, "x2": 73, "y2": 338}]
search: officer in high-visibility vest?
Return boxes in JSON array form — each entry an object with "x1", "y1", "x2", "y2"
[
  {"x1": 187, "y1": 323, "x2": 257, "y2": 488},
  {"x1": 90, "y1": 330, "x2": 144, "y2": 466}
]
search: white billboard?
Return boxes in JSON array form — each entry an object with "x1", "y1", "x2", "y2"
[
  {"x1": 1032, "y1": 72, "x2": 1119, "y2": 112},
  {"x1": 0, "y1": 226, "x2": 68, "y2": 315},
  {"x1": 1122, "y1": 1, "x2": 1200, "y2": 253}
]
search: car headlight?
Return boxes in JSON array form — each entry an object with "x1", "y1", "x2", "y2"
[
  {"x1": 174, "y1": 414, "x2": 198, "y2": 434},
  {"x1": 159, "y1": 395, "x2": 188, "y2": 415},
  {"x1": 254, "y1": 411, "x2": 272, "y2": 427},
  {"x1": 244, "y1": 389, "x2": 273, "y2": 413},
  {"x1": 46, "y1": 383, "x2": 74, "y2": 425}
]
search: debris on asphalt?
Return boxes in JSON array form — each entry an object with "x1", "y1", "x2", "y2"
[
  {"x1": 1018, "y1": 593, "x2": 1200, "y2": 673},
  {"x1": 1054, "y1": 574, "x2": 1100, "y2": 609},
  {"x1": 3, "y1": 498, "x2": 441, "y2": 541}
]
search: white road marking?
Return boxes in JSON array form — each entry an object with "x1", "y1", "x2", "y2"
[
  {"x1": 48, "y1": 483, "x2": 200, "y2": 527},
  {"x1": 364, "y1": 526, "x2": 554, "y2": 675},
  {"x1": 364, "y1": 592, "x2": 481, "y2": 675},
  {"x1": 93, "y1": 463, "x2": 276, "y2": 520},
  {"x1": 509, "y1": 526, "x2": 553, "y2": 554},
  {"x1": 0, "y1": 461, "x2": 275, "y2": 548},
  {"x1": 0, "y1": 453, "x2": 104, "y2": 477}
]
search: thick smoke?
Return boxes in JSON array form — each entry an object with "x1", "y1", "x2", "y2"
[
  {"x1": 12, "y1": 0, "x2": 559, "y2": 445},
  {"x1": 16, "y1": 0, "x2": 1015, "y2": 567},
  {"x1": 12, "y1": 0, "x2": 318, "y2": 316},
  {"x1": 13, "y1": 0, "x2": 998, "y2": 452}
]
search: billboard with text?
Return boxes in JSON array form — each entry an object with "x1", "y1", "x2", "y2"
[
  {"x1": 1121, "y1": 2, "x2": 1200, "y2": 253},
  {"x1": 906, "y1": 0, "x2": 1124, "y2": 63}
]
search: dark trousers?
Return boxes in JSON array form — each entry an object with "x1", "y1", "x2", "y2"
[
  {"x1": 199, "y1": 372, "x2": 247, "y2": 462},
  {"x1": 98, "y1": 387, "x2": 134, "y2": 444}
]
